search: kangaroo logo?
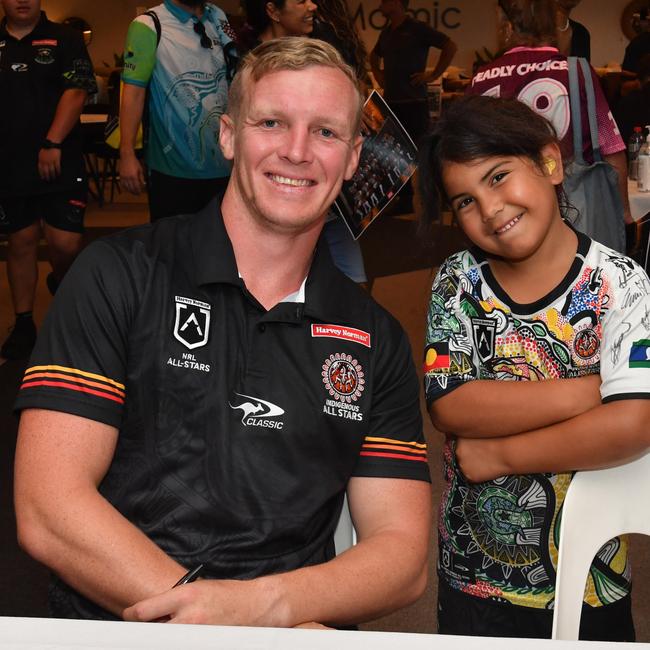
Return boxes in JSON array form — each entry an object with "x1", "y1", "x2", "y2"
[{"x1": 229, "y1": 392, "x2": 284, "y2": 427}]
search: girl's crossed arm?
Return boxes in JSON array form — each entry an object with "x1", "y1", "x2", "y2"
[
  {"x1": 455, "y1": 398, "x2": 650, "y2": 483},
  {"x1": 429, "y1": 373, "x2": 602, "y2": 439}
]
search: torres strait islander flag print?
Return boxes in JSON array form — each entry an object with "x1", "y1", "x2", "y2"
[
  {"x1": 423, "y1": 342, "x2": 450, "y2": 373},
  {"x1": 629, "y1": 340, "x2": 650, "y2": 368}
]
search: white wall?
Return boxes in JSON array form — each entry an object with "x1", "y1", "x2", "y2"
[{"x1": 0, "y1": 0, "x2": 634, "y2": 72}]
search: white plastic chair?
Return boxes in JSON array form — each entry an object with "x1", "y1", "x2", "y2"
[
  {"x1": 334, "y1": 494, "x2": 357, "y2": 555},
  {"x1": 552, "y1": 451, "x2": 650, "y2": 640}
]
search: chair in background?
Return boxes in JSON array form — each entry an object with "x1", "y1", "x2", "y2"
[
  {"x1": 552, "y1": 452, "x2": 650, "y2": 640},
  {"x1": 334, "y1": 494, "x2": 357, "y2": 555}
]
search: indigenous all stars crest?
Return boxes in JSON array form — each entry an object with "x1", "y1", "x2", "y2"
[{"x1": 322, "y1": 353, "x2": 365, "y2": 402}]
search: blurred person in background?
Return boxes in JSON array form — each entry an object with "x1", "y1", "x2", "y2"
[
  {"x1": 468, "y1": 0, "x2": 632, "y2": 227},
  {"x1": 0, "y1": 0, "x2": 96, "y2": 360},
  {"x1": 370, "y1": 0, "x2": 456, "y2": 217},
  {"x1": 614, "y1": 53, "x2": 650, "y2": 147},
  {"x1": 622, "y1": 7, "x2": 650, "y2": 76},
  {"x1": 118, "y1": 0, "x2": 238, "y2": 221},
  {"x1": 555, "y1": 0, "x2": 590, "y2": 61},
  {"x1": 370, "y1": 0, "x2": 456, "y2": 148}
]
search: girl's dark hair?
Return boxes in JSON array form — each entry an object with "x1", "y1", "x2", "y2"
[
  {"x1": 498, "y1": 0, "x2": 557, "y2": 47},
  {"x1": 419, "y1": 94, "x2": 561, "y2": 225}
]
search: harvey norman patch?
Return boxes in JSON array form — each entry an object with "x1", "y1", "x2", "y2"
[
  {"x1": 311, "y1": 324, "x2": 371, "y2": 348},
  {"x1": 173, "y1": 296, "x2": 211, "y2": 350},
  {"x1": 629, "y1": 339, "x2": 650, "y2": 368}
]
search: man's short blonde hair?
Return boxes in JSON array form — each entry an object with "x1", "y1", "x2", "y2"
[{"x1": 228, "y1": 37, "x2": 363, "y2": 134}]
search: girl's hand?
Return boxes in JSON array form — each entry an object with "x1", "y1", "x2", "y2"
[{"x1": 455, "y1": 437, "x2": 508, "y2": 483}]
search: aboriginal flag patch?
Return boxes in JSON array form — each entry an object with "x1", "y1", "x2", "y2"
[
  {"x1": 423, "y1": 342, "x2": 450, "y2": 372},
  {"x1": 629, "y1": 339, "x2": 650, "y2": 368}
]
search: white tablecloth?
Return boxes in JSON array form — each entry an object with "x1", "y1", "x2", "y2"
[
  {"x1": 629, "y1": 180, "x2": 650, "y2": 222},
  {"x1": 0, "y1": 617, "x2": 645, "y2": 650}
]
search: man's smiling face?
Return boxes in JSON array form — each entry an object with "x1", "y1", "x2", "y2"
[{"x1": 219, "y1": 65, "x2": 362, "y2": 235}]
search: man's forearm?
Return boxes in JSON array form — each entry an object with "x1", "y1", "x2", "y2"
[
  {"x1": 17, "y1": 485, "x2": 186, "y2": 616},
  {"x1": 266, "y1": 520, "x2": 429, "y2": 625},
  {"x1": 430, "y1": 374, "x2": 602, "y2": 438},
  {"x1": 426, "y1": 40, "x2": 458, "y2": 82},
  {"x1": 14, "y1": 410, "x2": 186, "y2": 617},
  {"x1": 605, "y1": 150, "x2": 633, "y2": 224},
  {"x1": 119, "y1": 83, "x2": 146, "y2": 159},
  {"x1": 46, "y1": 88, "x2": 87, "y2": 143},
  {"x1": 124, "y1": 478, "x2": 432, "y2": 627}
]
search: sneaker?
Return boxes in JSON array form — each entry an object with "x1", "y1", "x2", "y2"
[
  {"x1": 0, "y1": 318, "x2": 37, "y2": 360},
  {"x1": 46, "y1": 271, "x2": 60, "y2": 296}
]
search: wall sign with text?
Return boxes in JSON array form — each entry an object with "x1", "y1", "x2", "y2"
[{"x1": 352, "y1": 1, "x2": 463, "y2": 32}]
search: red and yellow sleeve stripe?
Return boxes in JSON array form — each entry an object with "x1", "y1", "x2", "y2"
[
  {"x1": 21, "y1": 365, "x2": 125, "y2": 405},
  {"x1": 360, "y1": 436, "x2": 428, "y2": 463}
]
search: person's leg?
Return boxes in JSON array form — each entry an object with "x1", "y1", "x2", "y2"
[
  {"x1": 43, "y1": 224, "x2": 83, "y2": 285},
  {"x1": 1, "y1": 206, "x2": 40, "y2": 359},
  {"x1": 6, "y1": 221, "x2": 41, "y2": 314},
  {"x1": 42, "y1": 190, "x2": 86, "y2": 295},
  {"x1": 148, "y1": 170, "x2": 228, "y2": 221}
]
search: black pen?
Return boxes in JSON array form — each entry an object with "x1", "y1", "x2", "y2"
[{"x1": 173, "y1": 563, "x2": 204, "y2": 588}]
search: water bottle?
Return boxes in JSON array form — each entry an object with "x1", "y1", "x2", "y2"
[
  {"x1": 628, "y1": 126, "x2": 644, "y2": 180},
  {"x1": 638, "y1": 128, "x2": 650, "y2": 193}
]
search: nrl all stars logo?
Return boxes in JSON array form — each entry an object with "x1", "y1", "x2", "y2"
[{"x1": 322, "y1": 353, "x2": 365, "y2": 403}]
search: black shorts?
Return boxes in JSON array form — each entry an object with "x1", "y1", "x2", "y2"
[
  {"x1": 147, "y1": 169, "x2": 229, "y2": 222},
  {"x1": 437, "y1": 579, "x2": 635, "y2": 641},
  {"x1": 0, "y1": 185, "x2": 87, "y2": 235}
]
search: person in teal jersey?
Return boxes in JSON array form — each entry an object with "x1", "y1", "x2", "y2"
[{"x1": 119, "y1": 0, "x2": 238, "y2": 221}]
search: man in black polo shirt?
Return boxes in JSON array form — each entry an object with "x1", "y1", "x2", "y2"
[
  {"x1": 14, "y1": 38, "x2": 431, "y2": 626},
  {"x1": 370, "y1": 0, "x2": 456, "y2": 215},
  {"x1": 0, "y1": 0, "x2": 96, "y2": 360},
  {"x1": 370, "y1": 0, "x2": 456, "y2": 147}
]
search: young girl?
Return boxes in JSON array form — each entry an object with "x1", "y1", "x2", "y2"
[{"x1": 421, "y1": 94, "x2": 650, "y2": 641}]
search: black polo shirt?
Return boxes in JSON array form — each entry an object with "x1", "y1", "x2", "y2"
[
  {"x1": 15, "y1": 198, "x2": 429, "y2": 619},
  {"x1": 373, "y1": 17, "x2": 449, "y2": 103},
  {"x1": 0, "y1": 12, "x2": 96, "y2": 198}
]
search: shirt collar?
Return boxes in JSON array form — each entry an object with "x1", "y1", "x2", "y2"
[
  {"x1": 303, "y1": 237, "x2": 367, "y2": 324},
  {"x1": 190, "y1": 198, "x2": 366, "y2": 324},
  {"x1": 163, "y1": 0, "x2": 210, "y2": 23},
  {"x1": 504, "y1": 46, "x2": 560, "y2": 55},
  {"x1": 190, "y1": 196, "x2": 240, "y2": 286}
]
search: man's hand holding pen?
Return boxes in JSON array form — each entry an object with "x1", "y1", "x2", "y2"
[{"x1": 122, "y1": 567, "x2": 286, "y2": 627}]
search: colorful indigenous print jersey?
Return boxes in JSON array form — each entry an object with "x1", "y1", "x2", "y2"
[
  {"x1": 122, "y1": 1, "x2": 237, "y2": 179},
  {"x1": 424, "y1": 231, "x2": 650, "y2": 609}
]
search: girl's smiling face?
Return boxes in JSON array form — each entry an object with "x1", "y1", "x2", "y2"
[{"x1": 442, "y1": 144, "x2": 566, "y2": 264}]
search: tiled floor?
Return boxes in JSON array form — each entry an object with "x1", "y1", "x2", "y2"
[{"x1": 1, "y1": 192, "x2": 649, "y2": 639}]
